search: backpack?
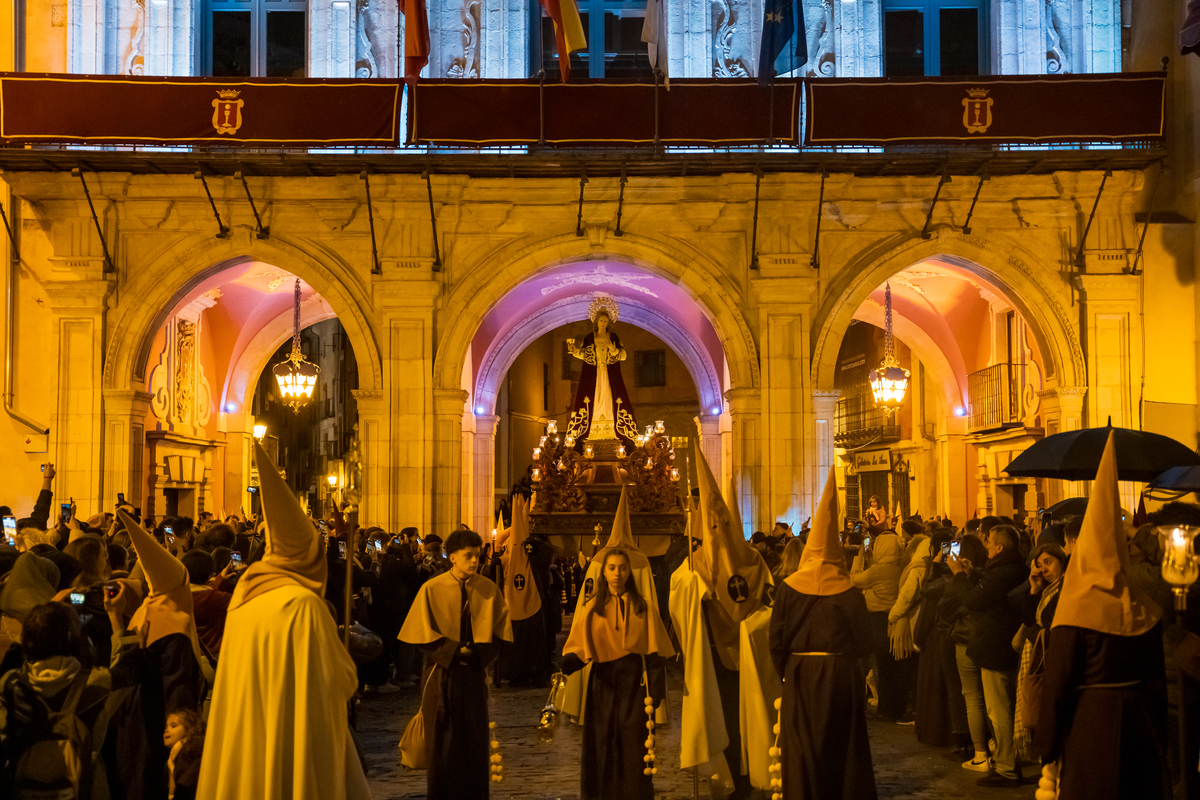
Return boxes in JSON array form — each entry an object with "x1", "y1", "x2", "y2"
[{"x1": 2, "y1": 667, "x2": 94, "y2": 800}]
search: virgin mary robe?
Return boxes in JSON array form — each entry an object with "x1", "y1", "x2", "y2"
[{"x1": 567, "y1": 330, "x2": 636, "y2": 447}]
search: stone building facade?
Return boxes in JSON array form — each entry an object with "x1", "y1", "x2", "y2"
[{"x1": 0, "y1": 1, "x2": 1196, "y2": 537}]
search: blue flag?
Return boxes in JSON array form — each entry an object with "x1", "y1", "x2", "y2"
[{"x1": 758, "y1": 0, "x2": 806, "y2": 87}]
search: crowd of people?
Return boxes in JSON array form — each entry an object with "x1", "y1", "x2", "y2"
[{"x1": 0, "y1": 432, "x2": 1197, "y2": 800}]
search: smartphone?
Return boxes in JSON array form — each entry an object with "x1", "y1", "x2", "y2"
[
  {"x1": 231, "y1": 552, "x2": 243, "y2": 564},
  {"x1": 3, "y1": 515, "x2": 15, "y2": 547},
  {"x1": 338, "y1": 541, "x2": 347, "y2": 558},
  {"x1": 69, "y1": 592, "x2": 86, "y2": 605},
  {"x1": 863, "y1": 536, "x2": 871, "y2": 549},
  {"x1": 950, "y1": 541, "x2": 961, "y2": 558},
  {"x1": 941, "y1": 541, "x2": 952, "y2": 558},
  {"x1": 60, "y1": 503, "x2": 71, "y2": 525},
  {"x1": 375, "y1": 539, "x2": 382, "y2": 551},
  {"x1": 40, "y1": 463, "x2": 45, "y2": 473},
  {"x1": 164, "y1": 525, "x2": 173, "y2": 536},
  {"x1": 317, "y1": 520, "x2": 328, "y2": 535},
  {"x1": 117, "y1": 493, "x2": 125, "y2": 505}
]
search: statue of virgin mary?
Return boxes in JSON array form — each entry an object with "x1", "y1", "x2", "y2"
[{"x1": 565, "y1": 296, "x2": 638, "y2": 447}]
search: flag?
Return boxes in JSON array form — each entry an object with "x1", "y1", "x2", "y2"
[
  {"x1": 757, "y1": 0, "x2": 806, "y2": 87},
  {"x1": 540, "y1": 0, "x2": 588, "y2": 83},
  {"x1": 402, "y1": 0, "x2": 430, "y2": 85},
  {"x1": 641, "y1": 0, "x2": 669, "y2": 89},
  {"x1": 503, "y1": 496, "x2": 542, "y2": 622},
  {"x1": 694, "y1": 442, "x2": 773, "y2": 670}
]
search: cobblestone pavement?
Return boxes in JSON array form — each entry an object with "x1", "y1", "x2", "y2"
[{"x1": 357, "y1": 665, "x2": 1033, "y2": 800}]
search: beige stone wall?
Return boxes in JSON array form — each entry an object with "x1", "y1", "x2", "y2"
[{"x1": 0, "y1": 162, "x2": 1189, "y2": 534}]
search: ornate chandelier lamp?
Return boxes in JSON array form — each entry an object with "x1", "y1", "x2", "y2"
[
  {"x1": 272, "y1": 278, "x2": 319, "y2": 411},
  {"x1": 869, "y1": 283, "x2": 910, "y2": 418}
]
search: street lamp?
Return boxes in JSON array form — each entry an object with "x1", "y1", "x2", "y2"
[
  {"x1": 327, "y1": 474, "x2": 338, "y2": 488},
  {"x1": 869, "y1": 282, "x2": 910, "y2": 418},
  {"x1": 252, "y1": 424, "x2": 267, "y2": 440}
]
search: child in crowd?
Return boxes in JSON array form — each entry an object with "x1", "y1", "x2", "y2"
[{"x1": 164, "y1": 708, "x2": 204, "y2": 800}]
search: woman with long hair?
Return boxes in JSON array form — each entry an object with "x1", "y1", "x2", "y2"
[
  {"x1": 560, "y1": 549, "x2": 673, "y2": 800},
  {"x1": 864, "y1": 496, "x2": 888, "y2": 535}
]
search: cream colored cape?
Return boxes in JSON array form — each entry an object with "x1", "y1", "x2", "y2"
[
  {"x1": 196, "y1": 584, "x2": 370, "y2": 800},
  {"x1": 502, "y1": 496, "x2": 542, "y2": 622},
  {"x1": 668, "y1": 558, "x2": 732, "y2": 786},
  {"x1": 738, "y1": 605, "x2": 781, "y2": 790},
  {"x1": 398, "y1": 570, "x2": 512, "y2": 646}
]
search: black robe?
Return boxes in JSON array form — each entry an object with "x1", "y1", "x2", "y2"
[
  {"x1": 1034, "y1": 623, "x2": 1171, "y2": 800},
  {"x1": 581, "y1": 652, "x2": 664, "y2": 800},
  {"x1": 420, "y1": 589, "x2": 500, "y2": 800},
  {"x1": 769, "y1": 583, "x2": 877, "y2": 800}
]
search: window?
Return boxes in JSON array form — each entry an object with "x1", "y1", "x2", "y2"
[
  {"x1": 206, "y1": 0, "x2": 306, "y2": 77},
  {"x1": 634, "y1": 350, "x2": 666, "y2": 388},
  {"x1": 883, "y1": 0, "x2": 984, "y2": 77},
  {"x1": 533, "y1": 0, "x2": 653, "y2": 80}
]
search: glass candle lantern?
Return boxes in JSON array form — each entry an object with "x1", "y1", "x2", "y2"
[
  {"x1": 670, "y1": 467, "x2": 680, "y2": 482},
  {"x1": 532, "y1": 447, "x2": 542, "y2": 460},
  {"x1": 583, "y1": 443, "x2": 595, "y2": 459},
  {"x1": 564, "y1": 435, "x2": 575, "y2": 448},
  {"x1": 1156, "y1": 525, "x2": 1200, "y2": 610},
  {"x1": 546, "y1": 420, "x2": 558, "y2": 435},
  {"x1": 617, "y1": 444, "x2": 626, "y2": 458},
  {"x1": 532, "y1": 467, "x2": 542, "y2": 482},
  {"x1": 654, "y1": 420, "x2": 665, "y2": 434}
]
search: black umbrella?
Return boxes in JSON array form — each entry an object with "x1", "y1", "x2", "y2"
[
  {"x1": 1046, "y1": 497, "x2": 1088, "y2": 518},
  {"x1": 1003, "y1": 423, "x2": 1200, "y2": 483}
]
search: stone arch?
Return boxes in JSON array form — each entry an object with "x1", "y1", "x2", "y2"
[
  {"x1": 103, "y1": 227, "x2": 382, "y2": 395},
  {"x1": 811, "y1": 229, "x2": 1085, "y2": 393},
  {"x1": 433, "y1": 232, "x2": 760, "y2": 400},
  {"x1": 473, "y1": 295, "x2": 724, "y2": 416}
]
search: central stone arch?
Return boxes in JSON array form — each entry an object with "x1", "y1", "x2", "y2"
[{"x1": 433, "y1": 232, "x2": 761, "y2": 534}]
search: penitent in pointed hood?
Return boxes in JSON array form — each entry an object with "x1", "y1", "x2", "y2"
[
  {"x1": 117, "y1": 509, "x2": 205, "y2": 665},
  {"x1": 787, "y1": 468, "x2": 855, "y2": 596},
  {"x1": 1053, "y1": 431, "x2": 1161, "y2": 637},
  {"x1": 230, "y1": 442, "x2": 329, "y2": 611},
  {"x1": 693, "y1": 442, "x2": 772, "y2": 670},
  {"x1": 504, "y1": 495, "x2": 543, "y2": 622}
]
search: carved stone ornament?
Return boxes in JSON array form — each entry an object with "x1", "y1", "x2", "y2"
[{"x1": 174, "y1": 320, "x2": 196, "y2": 422}]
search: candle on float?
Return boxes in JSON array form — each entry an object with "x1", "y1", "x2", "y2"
[
  {"x1": 617, "y1": 445, "x2": 626, "y2": 458},
  {"x1": 533, "y1": 447, "x2": 541, "y2": 460},
  {"x1": 532, "y1": 468, "x2": 542, "y2": 482},
  {"x1": 584, "y1": 443, "x2": 595, "y2": 459}
]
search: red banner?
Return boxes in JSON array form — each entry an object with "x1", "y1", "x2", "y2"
[
  {"x1": 409, "y1": 79, "x2": 801, "y2": 146},
  {"x1": 805, "y1": 74, "x2": 1165, "y2": 145},
  {"x1": 0, "y1": 74, "x2": 401, "y2": 146}
]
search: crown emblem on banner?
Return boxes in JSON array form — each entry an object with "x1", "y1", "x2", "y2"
[
  {"x1": 216, "y1": 89, "x2": 241, "y2": 100},
  {"x1": 966, "y1": 88, "x2": 989, "y2": 99}
]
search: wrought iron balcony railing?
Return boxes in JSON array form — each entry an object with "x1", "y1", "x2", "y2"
[
  {"x1": 967, "y1": 362, "x2": 1025, "y2": 433},
  {"x1": 835, "y1": 385, "x2": 901, "y2": 449}
]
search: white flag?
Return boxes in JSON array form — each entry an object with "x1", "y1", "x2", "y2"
[{"x1": 642, "y1": 0, "x2": 669, "y2": 89}]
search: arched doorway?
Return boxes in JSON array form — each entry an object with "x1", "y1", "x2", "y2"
[
  {"x1": 102, "y1": 243, "x2": 378, "y2": 524},
  {"x1": 813, "y1": 238, "x2": 1086, "y2": 525},
  {"x1": 441, "y1": 254, "x2": 757, "y2": 537}
]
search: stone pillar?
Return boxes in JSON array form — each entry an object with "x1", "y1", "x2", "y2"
[
  {"x1": 479, "y1": 0, "x2": 528, "y2": 77},
  {"x1": 1037, "y1": 386, "x2": 1088, "y2": 508},
  {"x1": 758, "y1": 310, "x2": 809, "y2": 529},
  {"x1": 45, "y1": 279, "x2": 111, "y2": 514},
  {"x1": 101, "y1": 390, "x2": 152, "y2": 513},
  {"x1": 1075, "y1": 274, "x2": 1141, "y2": 430},
  {"x1": 937, "y1": 430, "x2": 970, "y2": 524},
  {"x1": 811, "y1": 389, "x2": 839, "y2": 494},
  {"x1": 434, "y1": 389, "x2": 468, "y2": 534},
  {"x1": 352, "y1": 389, "x2": 387, "y2": 528},
  {"x1": 473, "y1": 414, "x2": 499, "y2": 533},
  {"x1": 724, "y1": 387, "x2": 761, "y2": 537},
  {"x1": 696, "y1": 413, "x2": 722, "y2": 482},
  {"x1": 832, "y1": 0, "x2": 881, "y2": 77}
]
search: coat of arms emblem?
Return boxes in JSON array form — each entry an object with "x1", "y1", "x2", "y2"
[
  {"x1": 212, "y1": 89, "x2": 244, "y2": 135},
  {"x1": 962, "y1": 88, "x2": 993, "y2": 134}
]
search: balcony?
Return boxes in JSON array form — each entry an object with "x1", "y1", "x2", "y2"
[
  {"x1": 967, "y1": 363, "x2": 1025, "y2": 433},
  {"x1": 835, "y1": 385, "x2": 901, "y2": 450}
]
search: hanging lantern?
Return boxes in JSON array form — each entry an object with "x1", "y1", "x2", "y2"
[
  {"x1": 272, "y1": 278, "x2": 320, "y2": 411},
  {"x1": 868, "y1": 283, "x2": 910, "y2": 418}
]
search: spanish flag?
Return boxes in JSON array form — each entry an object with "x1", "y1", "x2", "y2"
[
  {"x1": 539, "y1": 0, "x2": 587, "y2": 82},
  {"x1": 401, "y1": 0, "x2": 430, "y2": 85}
]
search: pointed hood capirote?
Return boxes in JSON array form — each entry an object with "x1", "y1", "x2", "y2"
[
  {"x1": 786, "y1": 468, "x2": 854, "y2": 596},
  {"x1": 1052, "y1": 431, "x2": 1162, "y2": 637},
  {"x1": 503, "y1": 495, "x2": 543, "y2": 622},
  {"x1": 692, "y1": 442, "x2": 772, "y2": 669},
  {"x1": 230, "y1": 442, "x2": 329, "y2": 611},
  {"x1": 116, "y1": 509, "x2": 205, "y2": 665}
]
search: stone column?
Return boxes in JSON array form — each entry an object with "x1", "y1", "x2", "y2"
[
  {"x1": 45, "y1": 278, "x2": 112, "y2": 514},
  {"x1": 811, "y1": 389, "x2": 839, "y2": 493},
  {"x1": 352, "y1": 389, "x2": 387, "y2": 528},
  {"x1": 433, "y1": 389, "x2": 469, "y2": 534},
  {"x1": 1037, "y1": 386, "x2": 1088, "y2": 508},
  {"x1": 101, "y1": 390, "x2": 152, "y2": 513},
  {"x1": 472, "y1": 414, "x2": 499, "y2": 533},
  {"x1": 695, "y1": 413, "x2": 722, "y2": 482},
  {"x1": 724, "y1": 387, "x2": 761, "y2": 537}
]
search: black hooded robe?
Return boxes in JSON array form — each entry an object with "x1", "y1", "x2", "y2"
[{"x1": 769, "y1": 582, "x2": 877, "y2": 800}]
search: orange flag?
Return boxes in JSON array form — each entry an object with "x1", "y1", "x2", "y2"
[
  {"x1": 402, "y1": 0, "x2": 430, "y2": 84},
  {"x1": 538, "y1": 0, "x2": 587, "y2": 82},
  {"x1": 504, "y1": 495, "x2": 543, "y2": 622}
]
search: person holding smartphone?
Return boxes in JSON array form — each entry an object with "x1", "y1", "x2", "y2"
[{"x1": 850, "y1": 531, "x2": 906, "y2": 722}]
